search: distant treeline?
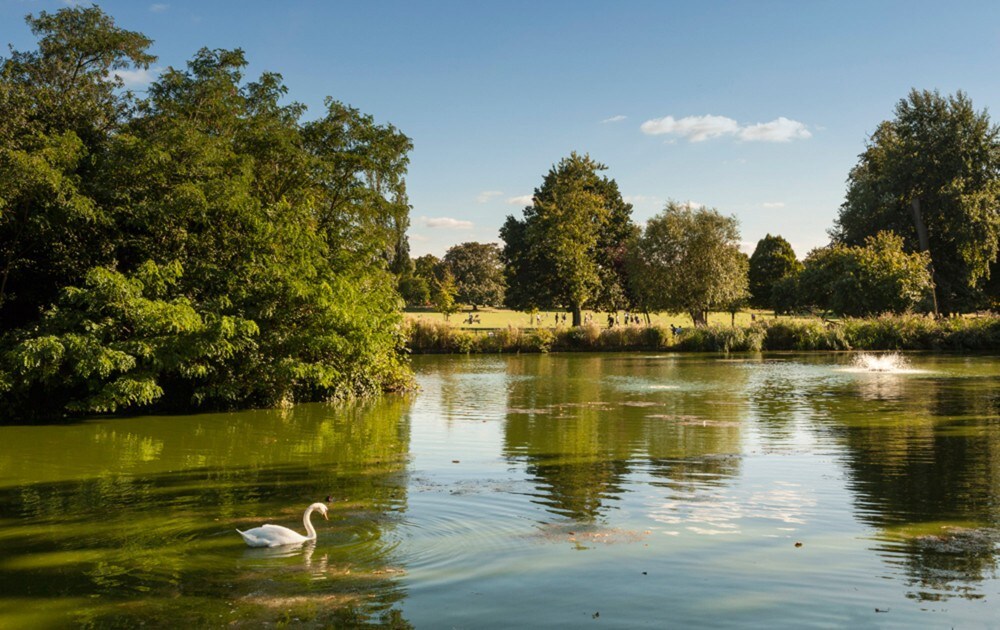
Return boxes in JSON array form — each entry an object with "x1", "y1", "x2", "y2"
[
  {"x1": 406, "y1": 315, "x2": 1000, "y2": 354},
  {"x1": 403, "y1": 90, "x2": 1000, "y2": 326}
]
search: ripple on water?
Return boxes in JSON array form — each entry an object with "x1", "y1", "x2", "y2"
[{"x1": 398, "y1": 491, "x2": 533, "y2": 584}]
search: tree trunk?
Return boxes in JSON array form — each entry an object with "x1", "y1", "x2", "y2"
[
  {"x1": 911, "y1": 197, "x2": 940, "y2": 316},
  {"x1": 572, "y1": 305, "x2": 582, "y2": 327},
  {"x1": 689, "y1": 309, "x2": 708, "y2": 327}
]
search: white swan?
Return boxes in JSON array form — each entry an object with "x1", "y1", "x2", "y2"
[{"x1": 237, "y1": 501, "x2": 329, "y2": 547}]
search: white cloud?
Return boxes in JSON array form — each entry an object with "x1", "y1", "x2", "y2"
[
  {"x1": 422, "y1": 216, "x2": 473, "y2": 229},
  {"x1": 149, "y1": 3, "x2": 169, "y2": 12},
  {"x1": 476, "y1": 190, "x2": 503, "y2": 203},
  {"x1": 110, "y1": 68, "x2": 159, "y2": 88},
  {"x1": 680, "y1": 200, "x2": 705, "y2": 210},
  {"x1": 506, "y1": 195, "x2": 534, "y2": 206},
  {"x1": 640, "y1": 115, "x2": 739, "y2": 142},
  {"x1": 602, "y1": 115, "x2": 627, "y2": 124},
  {"x1": 640, "y1": 114, "x2": 811, "y2": 143},
  {"x1": 623, "y1": 195, "x2": 663, "y2": 209},
  {"x1": 737, "y1": 117, "x2": 811, "y2": 142},
  {"x1": 761, "y1": 201, "x2": 786, "y2": 208}
]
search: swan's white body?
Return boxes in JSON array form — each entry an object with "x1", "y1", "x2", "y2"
[{"x1": 237, "y1": 502, "x2": 329, "y2": 547}]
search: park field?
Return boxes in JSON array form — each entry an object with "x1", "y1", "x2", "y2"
[{"x1": 405, "y1": 307, "x2": 784, "y2": 329}]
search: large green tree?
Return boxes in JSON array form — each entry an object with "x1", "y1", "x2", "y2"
[
  {"x1": 0, "y1": 7, "x2": 413, "y2": 419},
  {"x1": 626, "y1": 202, "x2": 748, "y2": 327},
  {"x1": 0, "y1": 6, "x2": 155, "y2": 328},
  {"x1": 833, "y1": 89, "x2": 1000, "y2": 313},
  {"x1": 443, "y1": 241, "x2": 505, "y2": 309},
  {"x1": 748, "y1": 234, "x2": 802, "y2": 310},
  {"x1": 500, "y1": 152, "x2": 636, "y2": 325}
]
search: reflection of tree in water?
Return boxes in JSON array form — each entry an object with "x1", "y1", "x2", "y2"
[
  {"x1": 502, "y1": 354, "x2": 745, "y2": 522},
  {"x1": 524, "y1": 456, "x2": 631, "y2": 521},
  {"x1": 813, "y1": 373, "x2": 1000, "y2": 601},
  {"x1": 417, "y1": 354, "x2": 511, "y2": 424},
  {"x1": 0, "y1": 398, "x2": 415, "y2": 627},
  {"x1": 744, "y1": 359, "x2": 820, "y2": 442}
]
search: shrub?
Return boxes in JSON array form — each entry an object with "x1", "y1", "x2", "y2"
[
  {"x1": 527, "y1": 328, "x2": 556, "y2": 353},
  {"x1": 763, "y1": 320, "x2": 849, "y2": 350}
]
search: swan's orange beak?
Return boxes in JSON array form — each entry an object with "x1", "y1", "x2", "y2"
[{"x1": 323, "y1": 512, "x2": 329, "y2": 520}]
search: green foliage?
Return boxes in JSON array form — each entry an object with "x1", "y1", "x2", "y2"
[
  {"x1": 762, "y1": 320, "x2": 849, "y2": 351},
  {"x1": 748, "y1": 234, "x2": 802, "y2": 309},
  {"x1": 404, "y1": 313, "x2": 1000, "y2": 355},
  {"x1": 443, "y1": 241, "x2": 505, "y2": 308},
  {"x1": 431, "y1": 269, "x2": 459, "y2": 320},
  {"x1": 626, "y1": 202, "x2": 749, "y2": 326},
  {"x1": 0, "y1": 263, "x2": 257, "y2": 418},
  {"x1": 0, "y1": 4, "x2": 156, "y2": 327},
  {"x1": 798, "y1": 232, "x2": 933, "y2": 316},
  {"x1": 0, "y1": 7, "x2": 412, "y2": 419},
  {"x1": 398, "y1": 273, "x2": 430, "y2": 307},
  {"x1": 834, "y1": 89, "x2": 1000, "y2": 313},
  {"x1": 674, "y1": 324, "x2": 766, "y2": 353},
  {"x1": 770, "y1": 274, "x2": 801, "y2": 315},
  {"x1": 500, "y1": 152, "x2": 637, "y2": 324},
  {"x1": 414, "y1": 254, "x2": 444, "y2": 283}
]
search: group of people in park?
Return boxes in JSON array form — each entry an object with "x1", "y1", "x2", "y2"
[
  {"x1": 520, "y1": 311, "x2": 651, "y2": 328},
  {"x1": 606, "y1": 312, "x2": 643, "y2": 328}
]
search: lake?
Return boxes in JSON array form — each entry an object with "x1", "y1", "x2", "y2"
[{"x1": 1, "y1": 352, "x2": 999, "y2": 628}]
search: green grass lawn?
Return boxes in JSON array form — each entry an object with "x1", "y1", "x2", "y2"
[{"x1": 405, "y1": 307, "x2": 795, "y2": 329}]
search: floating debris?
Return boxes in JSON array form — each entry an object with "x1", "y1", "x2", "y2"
[{"x1": 534, "y1": 523, "x2": 649, "y2": 546}]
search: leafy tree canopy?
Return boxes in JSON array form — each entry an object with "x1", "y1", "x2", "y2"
[
  {"x1": 626, "y1": 202, "x2": 748, "y2": 327},
  {"x1": 500, "y1": 152, "x2": 636, "y2": 325},
  {"x1": 798, "y1": 232, "x2": 933, "y2": 317},
  {"x1": 833, "y1": 89, "x2": 1000, "y2": 313},
  {"x1": 443, "y1": 241, "x2": 505, "y2": 309},
  {"x1": 0, "y1": 7, "x2": 412, "y2": 419},
  {"x1": 748, "y1": 234, "x2": 802, "y2": 310}
]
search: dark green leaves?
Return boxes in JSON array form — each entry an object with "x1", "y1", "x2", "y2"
[{"x1": 0, "y1": 6, "x2": 413, "y2": 420}]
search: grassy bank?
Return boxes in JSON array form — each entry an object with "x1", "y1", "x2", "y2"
[
  {"x1": 405, "y1": 307, "x2": 759, "y2": 329},
  {"x1": 405, "y1": 314, "x2": 1000, "y2": 354}
]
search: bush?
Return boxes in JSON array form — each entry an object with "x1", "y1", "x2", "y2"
[
  {"x1": 405, "y1": 315, "x2": 1000, "y2": 355},
  {"x1": 675, "y1": 324, "x2": 766, "y2": 352},
  {"x1": 763, "y1": 320, "x2": 849, "y2": 350}
]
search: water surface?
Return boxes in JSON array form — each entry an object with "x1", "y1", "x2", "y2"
[{"x1": 1, "y1": 353, "x2": 999, "y2": 627}]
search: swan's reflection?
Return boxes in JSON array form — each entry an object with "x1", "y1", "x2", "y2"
[{"x1": 241, "y1": 540, "x2": 330, "y2": 580}]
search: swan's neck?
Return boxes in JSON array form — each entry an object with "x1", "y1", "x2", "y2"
[{"x1": 303, "y1": 506, "x2": 318, "y2": 540}]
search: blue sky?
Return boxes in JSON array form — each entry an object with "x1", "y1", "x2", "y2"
[{"x1": 4, "y1": 1, "x2": 1000, "y2": 258}]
